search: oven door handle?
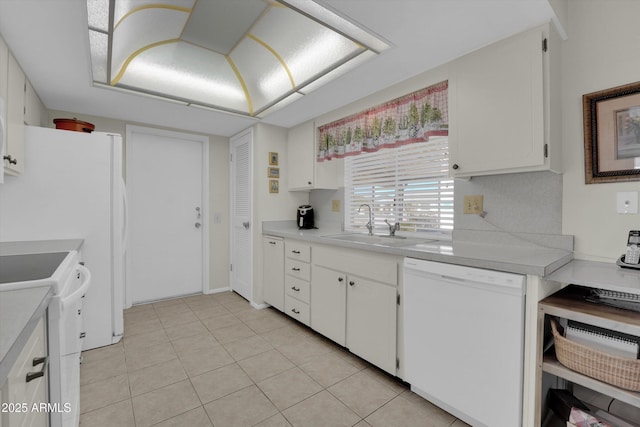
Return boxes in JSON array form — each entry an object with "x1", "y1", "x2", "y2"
[{"x1": 61, "y1": 264, "x2": 92, "y2": 311}]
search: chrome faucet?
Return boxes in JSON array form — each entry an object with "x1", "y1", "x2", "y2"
[
  {"x1": 385, "y1": 219, "x2": 400, "y2": 236},
  {"x1": 358, "y1": 204, "x2": 373, "y2": 236}
]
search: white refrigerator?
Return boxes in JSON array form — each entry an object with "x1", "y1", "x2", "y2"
[{"x1": 0, "y1": 125, "x2": 125, "y2": 350}]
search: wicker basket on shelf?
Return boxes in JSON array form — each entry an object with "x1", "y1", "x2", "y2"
[{"x1": 550, "y1": 319, "x2": 640, "y2": 392}]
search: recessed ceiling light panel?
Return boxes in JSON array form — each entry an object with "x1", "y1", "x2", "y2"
[{"x1": 87, "y1": 0, "x2": 389, "y2": 117}]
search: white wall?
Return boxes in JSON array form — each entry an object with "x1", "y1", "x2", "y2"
[
  {"x1": 310, "y1": 58, "x2": 565, "y2": 238},
  {"x1": 562, "y1": 0, "x2": 640, "y2": 261},
  {"x1": 251, "y1": 123, "x2": 307, "y2": 304},
  {"x1": 48, "y1": 110, "x2": 231, "y2": 292}
]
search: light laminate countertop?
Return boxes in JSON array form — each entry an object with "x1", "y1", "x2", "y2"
[
  {"x1": 546, "y1": 259, "x2": 640, "y2": 295},
  {"x1": 263, "y1": 221, "x2": 573, "y2": 277},
  {"x1": 0, "y1": 239, "x2": 83, "y2": 256}
]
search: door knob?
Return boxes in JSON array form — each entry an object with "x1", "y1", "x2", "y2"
[
  {"x1": 195, "y1": 222, "x2": 201, "y2": 229},
  {"x1": 242, "y1": 221, "x2": 250, "y2": 229}
]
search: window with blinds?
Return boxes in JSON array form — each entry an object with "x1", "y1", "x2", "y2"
[{"x1": 344, "y1": 137, "x2": 453, "y2": 235}]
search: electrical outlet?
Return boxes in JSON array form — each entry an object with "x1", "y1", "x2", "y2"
[
  {"x1": 464, "y1": 195, "x2": 484, "y2": 214},
  {"x1": 617, "y1": 192, "x2": 638, "y2": 214},
  {"x1": 331, "y1": 199, "x2": 341, "y2": 212}
]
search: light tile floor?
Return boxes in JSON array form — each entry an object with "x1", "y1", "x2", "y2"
[{"x1": 79, "y1": 291, "x2": 470, "y2": 427}]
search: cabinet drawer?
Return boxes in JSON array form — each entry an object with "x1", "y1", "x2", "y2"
[
  {"x1": 2, "y1": 318, "x2": 48, "y2": 427},
  {"x1": 285, "y1": 295, "x2": 310, "y2": 326},
  {"x1": 285, "y1": 240, "x2": 311, "y2": 263},
  {"x1": 286, "y1": 276, "x2": 310, "y2": 303},
  {"x1": 286, "y1": 258, "x2": 310, "y2": 282}
]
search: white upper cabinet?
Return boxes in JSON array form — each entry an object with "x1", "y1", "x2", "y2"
[
  {"x1": 24, "y1": 79, "x2": 44, "y2": 127},
  {"x1": 1, "y1": 36, "x2": 46, "y2": 178},
  {"x1": 448, "y1": 24, "x2": 561, "y2": 177},
  {"x1": 287, "y1": 120, "x2": 338, "y2": 191},
  {"x1": 0, "y1": 36, "x2": 7, "y2": 181},
  {"x1": 5, "y1": 52, "x2": 25, "y2": 175}
]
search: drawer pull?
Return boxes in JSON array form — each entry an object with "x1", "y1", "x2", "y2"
[
  {"x1": 80, "y1": 332, "x2": 86, "y2": 339},
  {"x1": 291, "y1": 286, "x2": 300, "y2": 292},
  {"x1": 349, "y1": 281, "x2": 355, "y2": 286},
  {"x1": 291, "y1": 308, "x2": 300, "y2": 315},
  {"x1": 269, "y1": 241, "x2": 276, "y2": 245},
  {"x1": 26, "y1": 356, "x2": 48, "y2": 383},
  {"x1": 291, "y1": 250, "x2": 301, "y2": 254},
  {"x1": 292, "y1": 267, "x2": 301, "y2": 272}
]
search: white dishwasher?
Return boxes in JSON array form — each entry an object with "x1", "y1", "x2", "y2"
[{"x1": 403, "y1": 258, "x2": 525, "y2": 427}]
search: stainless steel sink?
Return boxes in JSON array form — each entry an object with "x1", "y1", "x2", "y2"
[{"x1": 322, "y1": 233, "x2": 436, "y2": 247}]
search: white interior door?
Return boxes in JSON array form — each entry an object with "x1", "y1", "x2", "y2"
[
  {"x1": 230, "y1": 129, "x2": 253, "y2": 301},
  {"x1": 126, "y1": 126, "x2": 209, "y2": 304}
]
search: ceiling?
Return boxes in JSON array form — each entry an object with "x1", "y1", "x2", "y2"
[{"x1": 0, "y1": 0, "x2": 558, "y2": 138}]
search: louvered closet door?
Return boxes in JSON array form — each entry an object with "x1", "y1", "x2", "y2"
[{"x1": 230, "y1": 129, "x2": 253, "y2": 301}]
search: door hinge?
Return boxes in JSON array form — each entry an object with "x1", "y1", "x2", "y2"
[
  {"x1": 542, "y1": 38, "x2": 548, "y2": 52},
  {"x1": 230, "y1": 263, "x2": 233, "y2": 272},
  {"x1": 544, "y1": 143, "x2": 549, "y2": 158},
  {"x1": 230, "y1": 153, "x2": 233, "y2": 162},
  {"x1": 397, "y1": 294, "x2": 401, "y2": 305},
  {"x1": 396, "y1": 358, "x2": 400, "y2": 370}
]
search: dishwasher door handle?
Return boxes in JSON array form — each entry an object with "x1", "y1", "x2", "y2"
[{"x1": 439, "y1": 274, "x2": 468, "y2": 282}]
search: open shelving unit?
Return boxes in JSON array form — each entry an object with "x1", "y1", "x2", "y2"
[{"x1": 537, "y1": 285, "x2": 640, "y2": 424}]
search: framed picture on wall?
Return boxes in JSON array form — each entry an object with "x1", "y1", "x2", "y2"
[
  {"x1": 269, "y1": 180, "x2": 279, "y2": 193},
  {"x1": 267, "y1": 167, "x2": 280, "y2": 178},
  {"x1": 583, "y1": 81, "x2": 640, "y2": 184},
  {"x1": 269, "y1": 152, "x2": 279, "y2": 166}
]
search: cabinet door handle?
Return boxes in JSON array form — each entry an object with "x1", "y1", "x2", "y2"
[
  {"x1": 269, "y1": 241, "x2": 276, "y2": 245},
  {"x1": 291, "y1": 308, "x2": 300, "y2": 315},
  {"x1": 291, "y1": 250, "x2": 301, "y2": 254},
  {"x1": 349, "y1": 280, "x2": 355, "y2": 286},
  {"x1": 292, "y1": 267, "x2": 300, "y2": 272},
  {"x1": 3, "y1": 155, "x2": 17, "y2": 165},
  {"x1": 452, "y1": 163, "x2": 459, "y2": 170},
  {"x1": 338, "y1": 277, "x2": 344, "y2": 282},
  {"x1": 26, "y1": 356, "x2": 48, "y2": 383},
  {"x1": 291, "y1": 286, "x2": 300, "y2": 292}
]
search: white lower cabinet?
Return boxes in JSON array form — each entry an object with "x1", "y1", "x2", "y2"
[
  {"x1": 262, "y1": 236, "x2": 400, "y2": 375},
  {"x1": 310, "y1": 265, "x2": 347, "y2": 346},
  {"x1": 283, "y1": 240, "x2": 311, "y2": 326},
  {"x1": 311, "y1": 244, "x2": 399, "y2": 374},
  {"x1": 262, "y1": 236, "x2": 284, "y2": 311},
  {"x1": 346, "y1": 274, "x2": 397, "y2": 374},
  {"x1": 1, "y1": 317, "x2": 48, "y2": 427}
]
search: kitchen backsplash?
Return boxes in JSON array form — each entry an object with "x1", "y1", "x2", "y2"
[
  {"x1": 310, "y1": 170, "x2": 563, "y2": 236},
  {"x1": 454, "y1": 171, "x2": 563, "y2": 235},
  {"x1": 309, "y1": 188, "x2": 345, "y2": 231}
]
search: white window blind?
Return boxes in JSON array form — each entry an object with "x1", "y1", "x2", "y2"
[{"x1": 344, "y1": 137, "x2": 453, "y2": 235}]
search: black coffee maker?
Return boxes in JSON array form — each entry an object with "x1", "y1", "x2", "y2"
[{"x1": 297, "y1": 205, "x2": 315, "y2": 229}]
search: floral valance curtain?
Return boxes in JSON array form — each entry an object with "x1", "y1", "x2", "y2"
[{"x1": 317, "y1": 80, "x2": 448, "y2": 162}]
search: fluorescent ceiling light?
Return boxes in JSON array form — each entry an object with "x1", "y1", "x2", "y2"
[{"x1": 87, "y1": 0, "x2": 389, "y2": 117}]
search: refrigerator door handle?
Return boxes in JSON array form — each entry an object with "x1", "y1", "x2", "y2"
[{"x1": 121, "y1": 177, "x2": 128, "y2": 253}]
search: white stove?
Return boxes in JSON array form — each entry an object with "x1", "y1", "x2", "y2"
[{"x1": 0, "y1": 249, "x2": 90, "y2": 427}]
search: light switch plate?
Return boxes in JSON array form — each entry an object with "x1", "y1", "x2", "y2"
[
  {"x1": 617, "y1": 192, "x2": 638, "y2": 214},
  {"x1": 331, "y1": 199, "x2": 341, "y2": 212}
]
